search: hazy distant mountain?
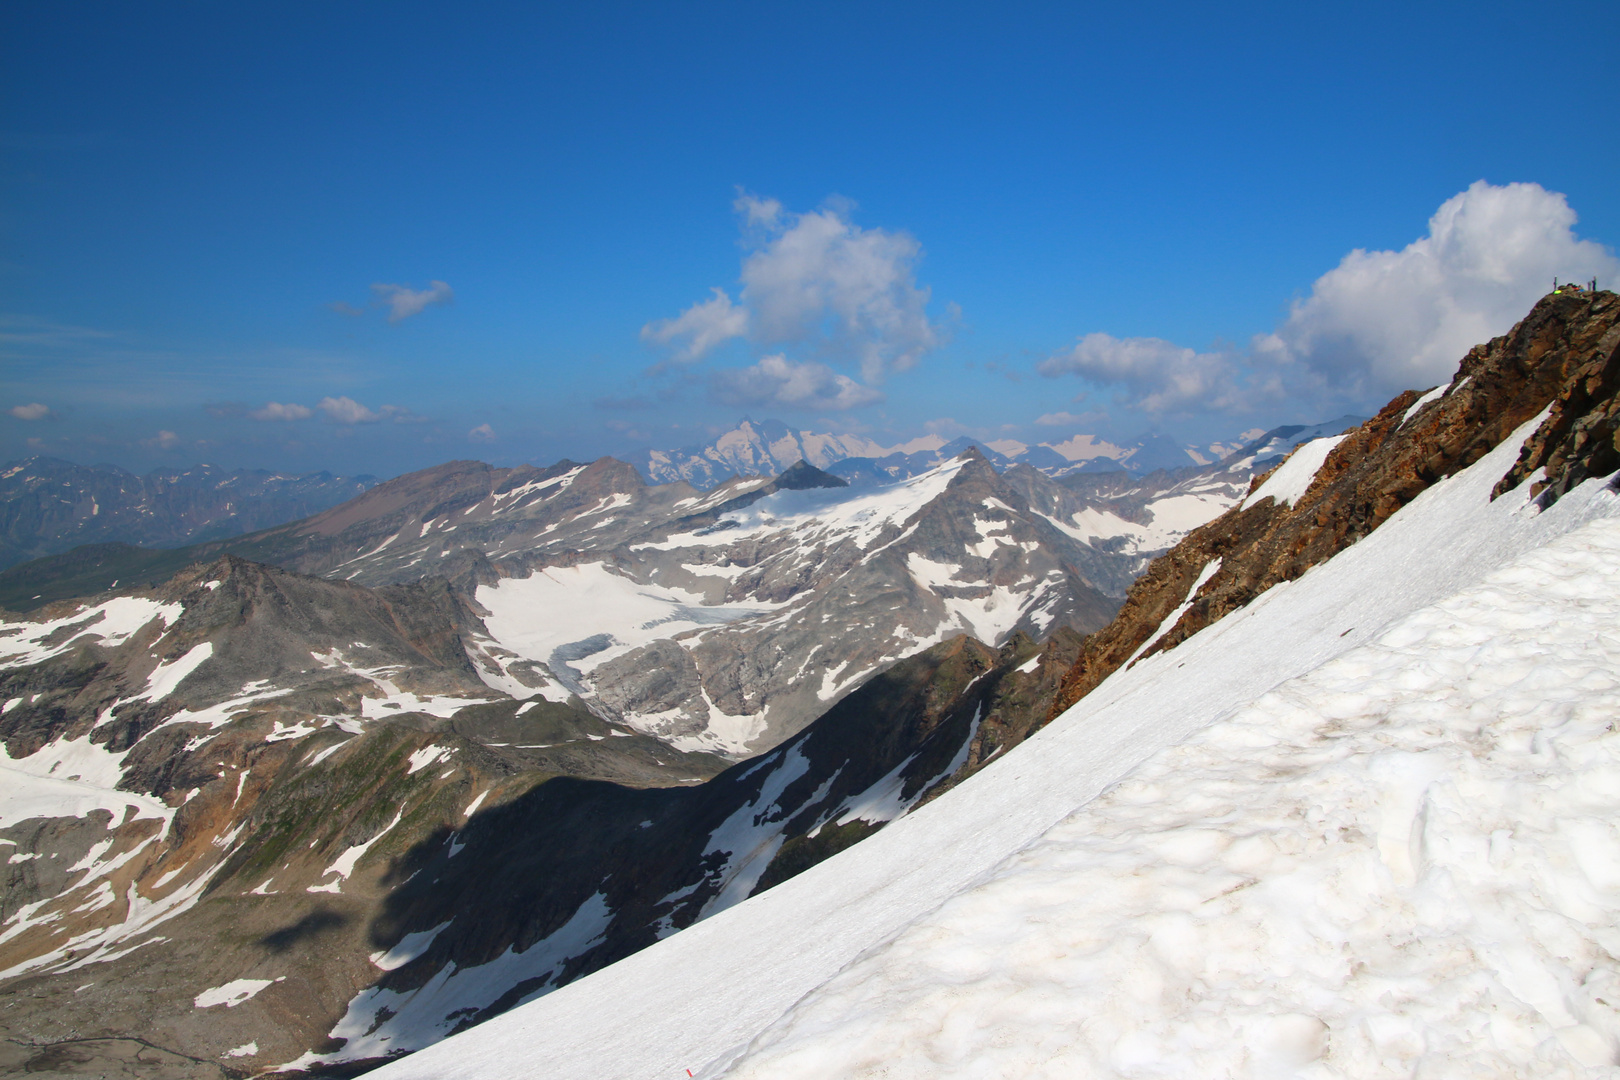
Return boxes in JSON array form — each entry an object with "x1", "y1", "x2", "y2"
[
  {"x1": 0, "y1": 457, "x2": 376, "y2": 571},
  {"x1": 638, "y1": 418, "x2": 1364, "y2": 489},
  {"x1": 639, "y1": 419, "x2": 898, "y2": 488}
]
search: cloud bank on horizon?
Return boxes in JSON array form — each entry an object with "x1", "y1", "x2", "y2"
[
  {"x1": 1041, "y1": 181, "x2": 1620, "y2": 417},
  {"x1": 6, "y1": 183, "x2": 1615, "y2": 475}
]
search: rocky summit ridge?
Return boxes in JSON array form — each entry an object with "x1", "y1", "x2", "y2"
[{"x1": 1050, "y1": 287, "x2": 1620, "y2": 719}]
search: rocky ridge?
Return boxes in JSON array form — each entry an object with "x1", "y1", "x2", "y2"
[
  {"x1": 0, "y1": 554, "x2": 728, "y2": 1073},
  {"x1": 6, "y1": 453, "x2": 1132, "y2": 756},
  {"x1": 1050, "y1": 287, "x2": 1620, "y2": 718}
]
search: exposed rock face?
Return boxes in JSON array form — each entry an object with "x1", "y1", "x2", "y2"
[
  {"x1": 1050, "y1": 288, "x2": 1620, "y2": 720},
  {"x1": 0, "y1": 457, "x2": 375, "y2": 572},
  {"x1": 1494, "y1": 298, "x2": 1620, "y2": 506}
]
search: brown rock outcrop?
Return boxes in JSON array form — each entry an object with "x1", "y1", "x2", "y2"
[{"x1": 1050, "y1": 288, "x2": 1620, "y2": 719}]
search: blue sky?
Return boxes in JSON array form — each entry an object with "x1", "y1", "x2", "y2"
[{"x1": 3, "y1": 1, "x2": 1617, "y2": 478}]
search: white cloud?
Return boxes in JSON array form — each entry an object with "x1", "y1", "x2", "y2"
[
  {"x1": 1253, "y1": 180, "x2": 1620, "y2": 396},
  {"x1": 1039, "y1": 182, "x2": 1619, "y2": 418},
  {"x1": 711, "y1": 354, "x2": 884, "y2": 411},
  {"x1": 8, "y1": 403, "x2": 51, "y2": 420},
  {"x1": 143, "y1": 430, "x2": 181, "y2": 450},
  {"x1": 1038, "y1": 334, "x2": 1243, "y2": 414},
  {"x1": 249, "y1": 402, "x2": 313, "y2": 421},
  {"x1": 319, "y1": 396, "x2": 380, "y2": 423},
  {"x1": 468, "y1": 423, "x2": 496, "y2": 443},
  {"x1": 370, "y1": 280, "x2": 454, "y2": 323},
  {"x1": 738, "y1": 196, "x2": 943, "y2": 382},
  {"x1": 312, "y1": 397, "x2": 421, "y2": 424},
  {"x1": 644, "y1": 194, "x2": 947, "y2": 390},
  {"x1": 736, "y1": 192, "x2": 784, "y2": 231},
  {"x1": 640, "y1": 288, "x2": 748, "y2": 362}
]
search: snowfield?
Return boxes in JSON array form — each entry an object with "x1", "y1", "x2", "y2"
[
  {"x1": 366, "y1": 414, "x2": 1620, "y2": 1080},
  {"x1": 717, "y1": 515, "x2": 1620, "y2": 1078}
]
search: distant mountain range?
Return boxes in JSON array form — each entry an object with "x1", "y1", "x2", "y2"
[
  {"x1": 636, "y1": 416, "x2": 1368, "y2": 488},
  {"x1": 0, "y1": 458, "x2": 376, "y2": 571},
  {"x1": 0, "y1": 420, "x2": 1363, "y2": 584}
]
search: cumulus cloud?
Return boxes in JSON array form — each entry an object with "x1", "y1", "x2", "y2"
[
  {"x1": 641, "y1": 288, "x2": 748, "y2": 362},
  {"x1": 643, "y1": 193, "x2": 947, "y2": 407},
  {"x1": 370, "y1": 280, "x2": 454, "y2": 323},
  {"x1": 1039, "y1": 334, "x2": 1244, "y2": 414},
  {"x1": 711, "y1": 354, "x2": 884, "y2": 411},
  {"x1": 249, "y1": 401, "x2": 313, "y2": 421},
  {"x1": 1041, "y1": 182, "x2": 1620, "y2": 416},
  {"x1": 9, "y1": 403, "x2": 52, "y2": 420},
  {"x1": 468, "y1": 423, "x2": 496, "y2": 443},
  {"x1": 735, "y1": 194, "x2": 943, "y2": 381},
  {"x1": 143, "y1": 430, "x2": 181, "y2": 450},
  {"x1": 319, "y1": 396, "x2": 380, "y2": 423},
  {"x1": 1254, "y1": 181, "x2": 1620, "y2": 396},
  {"x1": 316, "y1": 396, "x2": 418, "y2": 424}
]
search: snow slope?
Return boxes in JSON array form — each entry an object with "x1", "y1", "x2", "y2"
[{"x1": 367, "y1": 415, "x2": 1620, "y2": 1077}]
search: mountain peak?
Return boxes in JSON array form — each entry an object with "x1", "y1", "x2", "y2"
[{"x1": 772, "y1": 460, "x2": 848, "y2": 491}]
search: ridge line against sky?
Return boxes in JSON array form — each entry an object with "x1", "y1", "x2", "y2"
[{"x1": 2, "y1": 2, "x2": 1617, "y2": 479}]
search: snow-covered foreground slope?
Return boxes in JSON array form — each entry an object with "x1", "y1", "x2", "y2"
[
  {"x1": 716, "y1": 511, "x2": 1620, "y2": 1076},
  {"x1": 370, "y1": 415, "x2": 1620, "y2": 1079}
]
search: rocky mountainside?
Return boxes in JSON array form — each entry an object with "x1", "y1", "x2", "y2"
[
  {"x1": 0, "y1": 544, "x2": 1080, "y2": 1075},
  {"x1": 0, "y1": 554, "x2": 726, "y2": 1070},
  {"x1": 1049, "y1": 287, "x2": 1620, "y2": 718},
  {"x1": 0, "y1": 458, "x2": 376, "y2": 572},
  {"x1": 5, "y1": 453, "x2": 1137, "y2": 757}
]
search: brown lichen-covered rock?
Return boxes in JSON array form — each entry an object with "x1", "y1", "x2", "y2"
[{"x1": 1050, "y1": 288, "x2": 1620, "y2": 720}]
